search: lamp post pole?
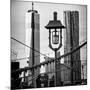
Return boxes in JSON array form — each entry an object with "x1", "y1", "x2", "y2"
[{"x1": 55, "y1": 49, "x2": 57, "y2": 86}]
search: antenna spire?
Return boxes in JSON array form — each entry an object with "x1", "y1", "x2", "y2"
[{"x1": 28, "y1": 2, "x2": 38, "y2": 13}]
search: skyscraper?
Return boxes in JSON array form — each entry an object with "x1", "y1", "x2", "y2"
[
  {"x1": 64, "y1": 11, "x2": 81, "y2": 84},
  {"x1": 44, "y1": 57, "x2": 55, "y2": 78},
  {"x1": 28, "y1": 11, "x2": 40, "y2": 87}
]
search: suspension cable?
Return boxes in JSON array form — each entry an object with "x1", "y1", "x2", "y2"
[
  {"x1": 11, "y1": 41, "x2": 87, "y2": 74},
  {"x1": 11, "y1": 37, "x2": 49, "y2": 58}
]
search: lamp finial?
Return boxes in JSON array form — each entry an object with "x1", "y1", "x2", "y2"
[
  {"x1": 32, "y1": 2, "x2": 34, "y2": 11},
  {"x1": 54, "y1": 11, "x2": 57, "y2": 21}
]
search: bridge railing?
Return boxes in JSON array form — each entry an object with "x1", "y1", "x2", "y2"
[{"x1": 11, "y1": 38, "x2": 87, "y2": 89}]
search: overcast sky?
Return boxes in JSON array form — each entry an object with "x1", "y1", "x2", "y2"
[{"x1": 11, "y1": 0, "x2": 87, "y2": 68}]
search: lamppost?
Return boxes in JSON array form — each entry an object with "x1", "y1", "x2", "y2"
[{"x1": 45, "y1": 12, "x2": 65, "y2": 86}]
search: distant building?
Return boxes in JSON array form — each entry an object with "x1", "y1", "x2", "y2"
[
  {"x1": 11, "y1": 62, "x2": 21, "y2": 89},
  {"x1": 81, "y1": 60, "x2": 87, "y2": 80},
  {"x1": 45, "y1": 57, "x2": 55, "y2": 79},
  {"x1": 44, "y1": 56, "x2": 71, "y2": 86},
  {"x1": 28, "y1": 11, "x2": 40, "y2": 87},
  {"x1": 11, "y1": 49, "x2": 18, "y2": 60},
  {"x1": 64, "y1": 11, "x2": 81, "y2": 84},
  {"x1": 60, "y1": 64, "x2": 71, "y2": 85},
  {"x1": 45, "y1": 51, "x2": 62, "y2": 86}
]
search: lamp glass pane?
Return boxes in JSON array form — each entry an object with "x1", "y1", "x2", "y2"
[{"x1": 52, "y1": 31, "x2": 59, "y2": 44}]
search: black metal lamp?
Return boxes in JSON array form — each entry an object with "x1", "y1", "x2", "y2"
[
  {"x1": 45, "y1": 11, "x2": 65, "y2": 51},
  {"x1": 45, "y1": 11, "x2": 65, "y2": 86}
]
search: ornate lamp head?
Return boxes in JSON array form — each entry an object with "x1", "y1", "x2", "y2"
[{"x1": 45, "y1": 11, "x2": 65, "y2": 51}]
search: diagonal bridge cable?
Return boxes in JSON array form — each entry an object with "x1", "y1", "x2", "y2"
[
  {"x1": 11, "y1": 37, "x2": 49, "y2": 58},
  {"x1": 11, "y1": 41, "x2": 87, "y2": 74}
]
